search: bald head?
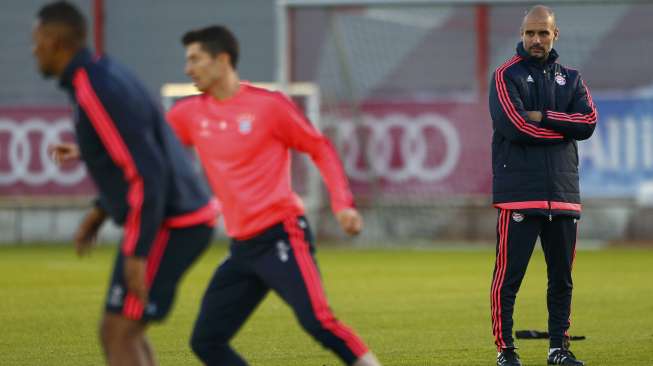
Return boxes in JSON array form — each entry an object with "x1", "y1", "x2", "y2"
[
  {"x1": 522, "y1": 5, "x2": 556, "y2": 30},
  {"x1": 520, "y1": 5, "x2": 559, "y2": 61}
]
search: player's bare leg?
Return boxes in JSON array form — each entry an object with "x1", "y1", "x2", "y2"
[
  {"x1": 140, "y1": 336, "x2": 156, "y2": 366},
  {"x1": 353, "y1": 352, "x2": 382, "y2": 366},
  {"x1": 100, "y1": 313, "x2": 150, "y2": 366}
]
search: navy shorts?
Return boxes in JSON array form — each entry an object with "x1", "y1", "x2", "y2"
[{"x1": 105, "y1": 223, "x2": 213, "y2": 321}]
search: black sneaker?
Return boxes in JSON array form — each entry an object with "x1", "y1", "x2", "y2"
[
  {"x1": 497, "y1": 348, "x2": 522, "y2": 366},
  {"x1": 547, "y1": 349, "x2": 585, "y2": 365}
]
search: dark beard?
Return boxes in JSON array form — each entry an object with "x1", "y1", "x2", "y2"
[{"x1": 528, "y1": 49, "x2": 547, "y2": 61}]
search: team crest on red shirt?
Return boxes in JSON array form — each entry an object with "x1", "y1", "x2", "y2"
[{"x1": 237, "y1": 114, "x2": 254, "y2": 134}]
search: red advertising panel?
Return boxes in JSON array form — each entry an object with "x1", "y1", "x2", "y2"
[
  {"x1": 0, "y1": 107, "x2": 95, "y2": 196},
  {"x1": 1, "y1": 103, "x2": 492, "y2": 200},
  {"x1": 323, "y1": 101, "x2": 492, "y2": 199}
]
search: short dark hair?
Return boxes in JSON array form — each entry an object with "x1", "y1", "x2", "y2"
[
  {"x1": 37, "y1": 1, "x2": 87, "y2": 46},
  {"x1": 182, "y1": 25, "x2": 239, "y2": 68}
]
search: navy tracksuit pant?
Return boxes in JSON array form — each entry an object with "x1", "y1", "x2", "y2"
[
  {"x1": 191, "y1": 216, "x2": 368, "y2": 365},
  {"x1": 491, "y1": 209, "x2": 578, "y2": 350}
]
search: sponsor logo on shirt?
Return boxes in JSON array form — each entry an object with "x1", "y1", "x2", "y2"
[
  {"x1": 200, "y1": 119, "x2": 211, "y2": 137},
  {"x1": 199, "y1": 119, "x2": 229, "y2": 137}
]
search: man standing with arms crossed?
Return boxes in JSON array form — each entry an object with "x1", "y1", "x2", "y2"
[
  {"x1": 489, "y1": 5, "x2": 597, "y2": 366},
  {"x1": 166, "y1": 25, "x2": 382, "y2": 366},
  {"x1": 33, "y1": 2, "x2": 219, "y2": 365}
]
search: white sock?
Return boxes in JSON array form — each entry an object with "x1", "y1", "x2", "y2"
[{"x1": 549, "y1": 348, "x2": 561, "y2": 356}]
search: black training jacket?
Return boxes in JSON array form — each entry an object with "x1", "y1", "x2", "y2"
[
  {"x1": 489, "y1": 42, "x2": 598, "y2": 218},
  {"x1": 59, "y1": 48, "x2": 217, "y2": 257}
]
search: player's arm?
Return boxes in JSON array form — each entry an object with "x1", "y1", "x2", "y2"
[
  {"x1": 48, "y1": 143, "x2": 110, "y2": 254},
  {"x1": 272, "y1": 94, "x2": 361, "y2": 235},
  {"x1": 540, "y1": 75, "x2": 597, "y2": 141},
  {"x1": 74, "y1": 202, "x2": 107, "y2": 256},
  {"x1": 47, "y1": 142, "x2": 109, "y2": 254},
  {"x1": 490, "y1": 70, "x2": 564, "y2": 144}
]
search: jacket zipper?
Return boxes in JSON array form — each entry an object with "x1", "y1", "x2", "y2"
[
  {"x1": 544, "y1": 145, "x2": 553, "y2": 221},
  {"x1": 541, "y1": 67, "x2": 554, "y2": 221}
]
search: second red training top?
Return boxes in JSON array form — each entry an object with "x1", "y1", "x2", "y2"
[{"x1": 167, "y1": 83, "x2": 354, "y2": 239}]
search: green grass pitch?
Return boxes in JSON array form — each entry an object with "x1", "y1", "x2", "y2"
[{"x1": 1, "y1": 243, "x2": 652, "y2": 365}]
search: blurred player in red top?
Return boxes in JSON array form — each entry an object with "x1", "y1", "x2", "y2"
[{"x1": 167, "y1": 26, "x2": 382, "y2": 366}]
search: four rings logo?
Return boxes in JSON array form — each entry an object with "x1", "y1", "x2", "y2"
[
  {"x1": 0, "y1": 113, "x2": 462, "y2": 187},
  {"x1": 329, "y1": 113, "x2": 461, "y2": 183},
  {"x1": 0, "y1": 117, "x2": 86, "y2": 186}
]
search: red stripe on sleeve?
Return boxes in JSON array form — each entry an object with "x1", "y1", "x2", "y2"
[
  {"x1": 547, "y1": 110, "x2": 596, "y2": 122},
  {"x1": 73, "y1": 69, "x2": 144, "y2": 256},
  {"x1": 495, "y1": 57, "x2": 563, "y2": 139},
  {"x1": 546, "y1": 80, "x2": 598, "y2": 125},
  {"x1": 546, "y1": 112, "x2": 596, "y2": 124}
]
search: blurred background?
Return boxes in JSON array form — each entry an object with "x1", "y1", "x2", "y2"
[{"x1": 2, "y1": 0, "x2": 652, "y2": 246}]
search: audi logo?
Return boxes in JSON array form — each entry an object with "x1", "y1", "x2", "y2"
[
  {"x1": 0, "y1": 118, "x2": 86, "y2": 185},
  {"x1": 0, "y1": 113, "x2": 461, "y2": 187},
  {"x1": 328, "y1": 113, "x2": 461, "y2": 183}
]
